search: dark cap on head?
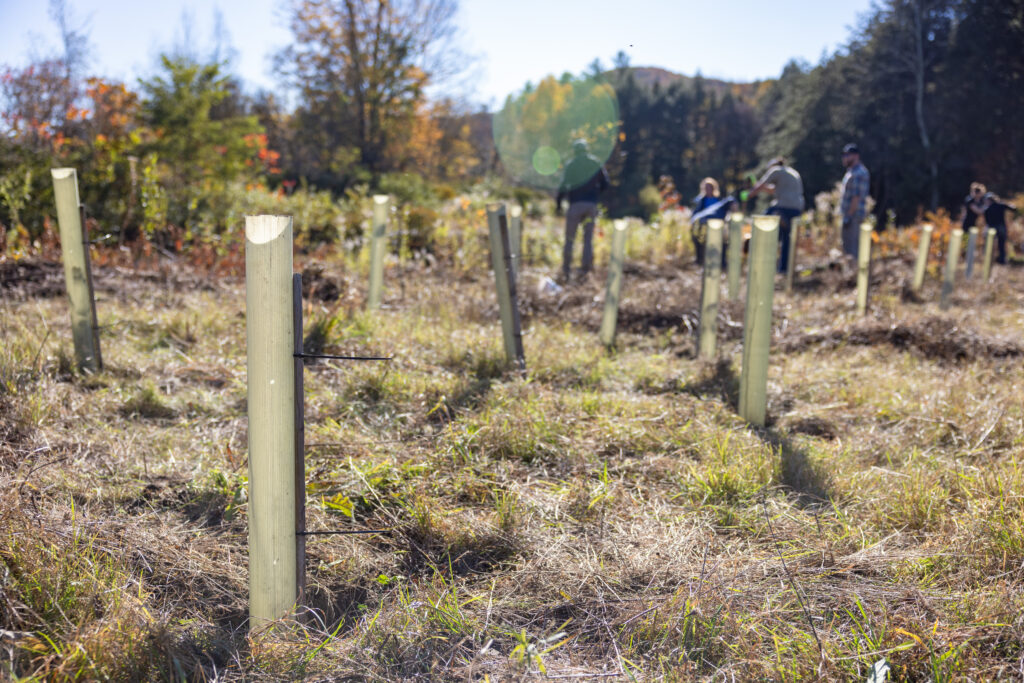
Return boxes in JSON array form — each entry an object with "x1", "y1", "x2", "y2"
[
  {"x1": 767, "y1": 156, "x2": 785, "y2": 169},
  {"x1": 572, "y1": 138, "x2": 589, "y2": 153},
  {"x1": 842, "y1": 143, "x2": 859, "y2": 155}
]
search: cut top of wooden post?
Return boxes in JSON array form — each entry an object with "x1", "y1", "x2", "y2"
[{"x1": 246, "y1": 214, "x2": 293, "y2": 244}]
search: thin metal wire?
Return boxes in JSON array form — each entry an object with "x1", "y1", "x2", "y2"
[
  {"x1": 294, "y1": 353, "x2": 392, "y2": 361},
  {"x1": 298, "y1": 529, "x2": 393, "y2": 536}
]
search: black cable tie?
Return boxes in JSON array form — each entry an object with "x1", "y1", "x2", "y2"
[
  {"x1": 294, "y1": 353, "x2": 392, "y2": 362},
  {"x1": 297, "y1": 529, "x2": 393, "y2": 536}
]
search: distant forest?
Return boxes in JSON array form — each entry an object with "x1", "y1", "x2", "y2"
[
  {"x1": 598, "y1": 0, "x2": 1024, "y2": 222},
  {"x1": 2, "y1": 0, "x2": 1022, "y2": 241}
]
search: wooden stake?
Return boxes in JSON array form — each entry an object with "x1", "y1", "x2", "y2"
[
  {"x1": 51, "y1": 168, "x2": 102, "y2": 372},
  {"x1": 982, "y1": 227, "x2": 996, "y2": 282},
  {"x1": 912, "y1": 223, "x2": 933, "y2": 292},
  {"x1": 292, "y1": 274, "x2": 306, "y2": 609},
  {"x1": 245, "y1": 215, "x2": 297, "y2": 629},
  {"x1": 739, "y1": 215, "x2": 779, "y2": 427},
  {"x1": 727, "y1": 213, "x2": 744, "y2": 301},
  {"x1": 856, "y1": 223, "x2": 872, "y2": 316},
  {"x1": 698, "y1": 219, "x2": 723, "y2": 359},
  {"x1": 784, "y1": 217, "x2": 798, "y2": 294},
  {"x1": 367, "y1": 195, "x2": 388, "y2": 309},
  {"x1": 600, "y1": 219, "x2": 628, "y2": 348},
  {"x1": 964, "y1": 226, "x2": 979, "y2": 280},
  {"x1": 487, "y1": 204, "x2": 525, "y2": 372},
  {"x1": 940, "y1": 228, "x2": 962, "y2": 310},
  {"x1": 509, "y1": 204, "x2": 523, "y2": 279}
]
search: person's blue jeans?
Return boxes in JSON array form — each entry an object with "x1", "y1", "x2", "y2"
[{"x1": 767, "y1": 206, "x2": 801, "y2": 272}]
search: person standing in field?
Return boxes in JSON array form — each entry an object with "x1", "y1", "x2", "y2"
[
  {"x1": 961, "y1": 182, "x2": 987, "y2": 232},
  {"x1": 978, "y1": 191, "x2": 1018, "y2": 264},
  {"x1": 556, "y1": 139, "x2": 610, "y2": 283},
  {"x1": 690, "y1": 177, "x2": 724, "y2": 265},
  {"x1": 839, "y1": 143, "x2": 870, "y2": 259},
  {"x1": 748, "y1": 157, "x2": 805, "y2": 273}
]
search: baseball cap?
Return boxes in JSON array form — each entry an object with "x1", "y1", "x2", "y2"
[{"x1": 842, "y1": 143, "x2": 859, "y2": 155}]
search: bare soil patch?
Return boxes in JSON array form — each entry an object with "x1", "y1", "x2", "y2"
[{"x1": 777, "y1": 316, "x2": 1023, "y2": 361}]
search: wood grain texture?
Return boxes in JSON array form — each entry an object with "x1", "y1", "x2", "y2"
[
  {"x1": 940, "y1": 228, "x2": 962, "y2": 310},
  {"x1": 982, "y1": 227, "x2": 995, "y2": 283},
  {"x1": 727, "y1": 214, "x2": 744, "y2": 301},
  {"x1": 599, "y1": 220, "x2": 628, "y2": 348},
  {"x1": 367, "y1": 195, "x2": 388, "y2": 309},
  {"x1": 965, "y1": 227, "x2": 979, "y2": 280},
  {"x1": 508, "y1": 204, "x2": 523, "y2": 281},
  {"x1": 739, "y1": 215, "x2": 779, "y2": 427},
  {"x1": 912, "y1": 224, "x2": 933, "y2": 292},
  {"x1": 245, "y1": 215, "x2": 297, "y2": 629},
  {"x1": 487, "y1": 204, "x2": 518, "y2": 366},
  {"x1": 698, "y1": 219, "x2": 723, "y2": 359},
  {"x1": 856, "y1": 223, "x2": 872, "y2": 316},
  {"x1": 51, "y1": 168, "x2": 101, "y2": 372}
]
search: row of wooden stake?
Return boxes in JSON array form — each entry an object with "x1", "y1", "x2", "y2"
[{"x1": 43, "y1": 167, "x2": 1004, "y2": 629}]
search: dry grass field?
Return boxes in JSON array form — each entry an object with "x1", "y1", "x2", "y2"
[{"x1": 2, "y1": 216, "x2": 1023, "y2": 681}]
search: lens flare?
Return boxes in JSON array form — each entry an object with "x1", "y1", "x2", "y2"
[
  {"x1": 493, "y1": 75, "x2": 619, "y2": 191},
  {"x1": 532, "y1": 146, "x2": 561, "y2": 176}
]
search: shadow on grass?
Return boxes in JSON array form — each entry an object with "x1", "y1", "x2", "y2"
[
  {"x1": 686, "y1": 358, "x2": 833, "y2": 507},
  {"x1": 682, "y1": 357, "x2": 739, "y2": 408}
]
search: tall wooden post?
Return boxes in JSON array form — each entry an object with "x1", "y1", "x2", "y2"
[
  {"x1": 739, "y1": 215, "x2": 779, "y2": 427},
  {"x1": 856, "y1": 223, "x2": 872, "y2": 316},
  {"x1": 245, "y1": 215, "x2": 298, "y2": 629},
  {"x1": 981, "y1": 227, "x2": 996, "y2": 282},
  {"x1": 912, "y1": 223, "x2": 933, "y2": 292},
  {"x1": 367, "y1": 195, "x2": 388, "y2": 309},
  {"x1": 727, "y1": 214, "x2": 744, "y2": 301},
  {"x1": 784, "y1": 217, "x2": 798, "y2": 294},
  {"x1": 487, "y1": 204, "x2": 525, "y2": 372},
  {"x1": 600, "y1": 219, "x2": 628, "y2": 348},
  {"x1": 509, "y1": 204, "x2": 523, "y2": 279},
  {"x1": 698, "y1": 219, "x2": 724, "y2": 359},
  {"x1": 940, "y1": 228, "x2": 962, "y2": 311},
  {"x1": 964, "y1": 226, "x2": 979, "y2": 280},
  {"x1": 51, "y1": 168, "x2": 102, "y2": 372}
]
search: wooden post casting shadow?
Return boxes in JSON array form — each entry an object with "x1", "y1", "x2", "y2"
[
  {"x1": 912, "y1": 223, "x2": 933, "y2": 292},
  {"x1": 600, "y1": 219, "x2": 628, "y2": 348},
  {"x1": 51, "y1": 168, "x2": 102, "y2": 372},
  {"x1": 727, "y1": 214, "x2": 744, "y2": 301},
  {"x1": 367, "y1": 195, "x2": 388, "y2": 309},
  {"x1": 486, "y1": 204, "x2": 525, "y2": 373},
  {"x1": 739, "y1": 215, "x2": 779, "y2": 427},
  {"x1": 856, "y1": 223, "x2": 872, "y2": 316},
  {"x1": 940, "y1": 228, "x2": 963, "y2": 310},
  {"x1": 784, "y1": 217, "x2": 798, "y2": 294},
  {"x1": 965, "y1": 226, "x2": 979, "y2": 280},
  {"x1": 982, "y1": 227, "x2": 996, "y2": 282},
  {"x1": 245, "y1": 215, "x2": 298, "y2": 630},
  {"x1": 698, "y1": 219, "x2": 724, "y2": 359},
  {"x1": 509, "y1": 204, "x2": 523, "y2": 280}
]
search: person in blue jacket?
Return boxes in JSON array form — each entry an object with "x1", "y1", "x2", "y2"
[{"x1": 691, "y1": 177, "x2": 729, "y2": 264}]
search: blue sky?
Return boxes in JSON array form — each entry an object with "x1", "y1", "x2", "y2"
[{"x1": 0, "y1": 0, "x2": 876, "y2": 109}]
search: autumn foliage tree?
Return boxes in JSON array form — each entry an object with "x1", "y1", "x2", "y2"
[
  {"x1": 274, "y1": 0, "x2": 468, "y2": 189},
  {"x1": 138, "y1": 55, "x2": 265, "y2": 230}
]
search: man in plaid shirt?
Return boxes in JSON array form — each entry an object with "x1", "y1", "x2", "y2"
[{"x1": 839, "y1": 143, "x2": 870, "y2": 258}]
